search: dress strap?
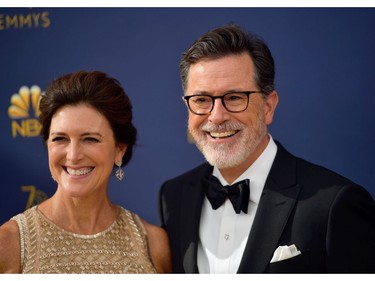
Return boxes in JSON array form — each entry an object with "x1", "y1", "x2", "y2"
[{"x1": 11, "y1": 212, "x2": 27, "y2": 268}]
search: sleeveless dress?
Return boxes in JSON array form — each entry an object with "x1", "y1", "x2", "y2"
[{"x1": 12, "y1": 206, "x2": 157, "y2": 273}]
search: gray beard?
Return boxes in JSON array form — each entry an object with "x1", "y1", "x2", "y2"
[{"x1": 190, "y1": 112, "x2": 267, "y2": 169}]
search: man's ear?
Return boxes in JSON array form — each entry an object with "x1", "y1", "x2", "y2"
[{"x1": 264, "y1": 91, "x2": 278, "y2": 125}]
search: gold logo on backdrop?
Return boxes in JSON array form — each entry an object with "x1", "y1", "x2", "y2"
[
  {"x1": 8, "y1": 85, "x2": 43, "y2": 138},
  {"x1": 21, "y1": 186, "x2": 48, "y2": 210},
  {"x1": 0, "y1": 11, "x2": 51, "y2": 30}
]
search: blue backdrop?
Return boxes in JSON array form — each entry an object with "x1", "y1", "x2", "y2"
[{"x1": 0, "y1": 8, "x2": 374, "y2": 225}]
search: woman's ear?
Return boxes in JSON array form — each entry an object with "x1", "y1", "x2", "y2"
[{"x1": 116, "y1": 143, "x2": 128, "y2": 163}]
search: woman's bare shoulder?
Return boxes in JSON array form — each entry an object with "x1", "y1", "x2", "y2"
[
  {"x1": 0, "y1": 219, "x2": 21, "y2": 273},
  {"x1": 141, "y1": 219, "x2": 172, "y2": 273}
]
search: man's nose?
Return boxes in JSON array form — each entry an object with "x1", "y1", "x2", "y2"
[{"x1": 208, "y1": 98, "x2": 230, "y2": 124}]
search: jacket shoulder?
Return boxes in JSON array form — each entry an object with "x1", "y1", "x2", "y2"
[
  {"x1": 275, "y1": 141, "x2": 356, "y2": 186},
  {"x1": 162, "y1": 162, "x2": 212, "y2": 187}
]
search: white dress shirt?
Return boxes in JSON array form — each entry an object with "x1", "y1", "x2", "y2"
[{"x1": 197, "y1": 135, "x2": 278, "y2": 273}]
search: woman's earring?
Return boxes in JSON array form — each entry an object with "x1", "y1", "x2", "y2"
[{"x1": 115, "y1": 161, "x2": 124, "y2": 181}]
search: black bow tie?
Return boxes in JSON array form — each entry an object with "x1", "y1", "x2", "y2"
[{"x1": 204, "y1": 175, "x2": 250, "y2": 214}]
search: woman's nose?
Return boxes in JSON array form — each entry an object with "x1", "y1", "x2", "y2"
[{"x1": 66, "y1": 141, "x2": 82, "y2": 162}]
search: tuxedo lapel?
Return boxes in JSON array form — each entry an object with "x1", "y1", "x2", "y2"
[
  {"x1": 237, "y1": 143, "x2": 301, "y2": 273},
  {"x1": 180, "y1": 163, "x2": 212, "y2": 273},
  {"x1": 237, "y1": 182, "x2": 301, "y2": 272}
]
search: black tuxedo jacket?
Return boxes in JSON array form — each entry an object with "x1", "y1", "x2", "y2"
[{"x1": 159, "y1": 142, "x2": 375, "y2": 273}]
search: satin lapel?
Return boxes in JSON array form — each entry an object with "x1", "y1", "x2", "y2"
[
  {"x1": 180, "y1": 163, "x2": 212, "y2": 273},
  {"x1": 237, "y1": 182, "x2": 301, "y2": 272},
  {"x1": 237, "y1": 143, "x2": 301, "y2": 273}
]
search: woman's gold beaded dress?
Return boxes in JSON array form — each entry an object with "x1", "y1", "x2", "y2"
[{"x1": 12, "y1": 206, "x2": 157, "y2": 273}]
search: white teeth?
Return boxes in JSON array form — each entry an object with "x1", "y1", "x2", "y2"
[
  {"x1": 210, "y1": 131, "x2": 237, "y2": 138},
  {"x1": 66, "y1": 168, "x2": 92, "y2": 176}
]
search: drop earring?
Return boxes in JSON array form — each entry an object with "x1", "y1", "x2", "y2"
[{"x1": 115, "y1": 161, "x2": 124, "y2": 181}]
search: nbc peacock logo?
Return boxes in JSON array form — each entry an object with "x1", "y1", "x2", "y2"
[{"x1": 8, "y1": 85, "x2": 43, "y2": 138}]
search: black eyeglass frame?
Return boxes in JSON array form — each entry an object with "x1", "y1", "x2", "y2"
[{"x1": 183, "y1": 91, "x2": 264, "y2": 115}]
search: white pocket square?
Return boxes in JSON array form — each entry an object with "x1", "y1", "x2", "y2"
[{"x1": 270, "y1": 244, "x2": 301, "y2": 263}]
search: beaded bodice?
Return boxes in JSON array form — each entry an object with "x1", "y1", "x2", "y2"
[{"x1": 12, "y1": 206, "x2": 157, "y2": 273}]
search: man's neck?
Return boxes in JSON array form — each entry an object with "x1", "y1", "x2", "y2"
[{"x1": 219, "y1": 134, "x2": 270, "y2": 185}]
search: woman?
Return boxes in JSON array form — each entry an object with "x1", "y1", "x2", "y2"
[{"x1": 0, "y1": 71, "x2": 171, "y2": 273}]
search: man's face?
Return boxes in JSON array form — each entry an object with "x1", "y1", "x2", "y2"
[{"x1": 185, "y1": 52, "x2": 278, "y2": 171}]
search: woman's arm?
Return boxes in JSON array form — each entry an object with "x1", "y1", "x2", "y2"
[
  {"x1": 0, "y1": 220, "x2": 21, "y2": 273},
  {"x1": 142, "y1": 219, "x2": 172, "y2": 273}
]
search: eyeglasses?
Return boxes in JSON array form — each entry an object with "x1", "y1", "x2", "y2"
[{"x1": 183, "y1": 91, "x2": 263, "y2": 115}]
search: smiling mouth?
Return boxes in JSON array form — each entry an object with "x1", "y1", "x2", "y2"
[
  {"x1": 64, "y1": 167, "x2": 94, "y2": 176},
  {"x1": 209, "y1": 130, "x2": 238, "y2": 139}
]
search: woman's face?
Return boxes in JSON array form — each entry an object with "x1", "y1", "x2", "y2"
[{"x1": 47, "y1": 103, "x2": 126, "y2": 198}]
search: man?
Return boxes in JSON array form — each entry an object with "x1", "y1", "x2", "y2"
[{"x1": 158, "y1": 24, "x2": 375, "y2": 273}]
